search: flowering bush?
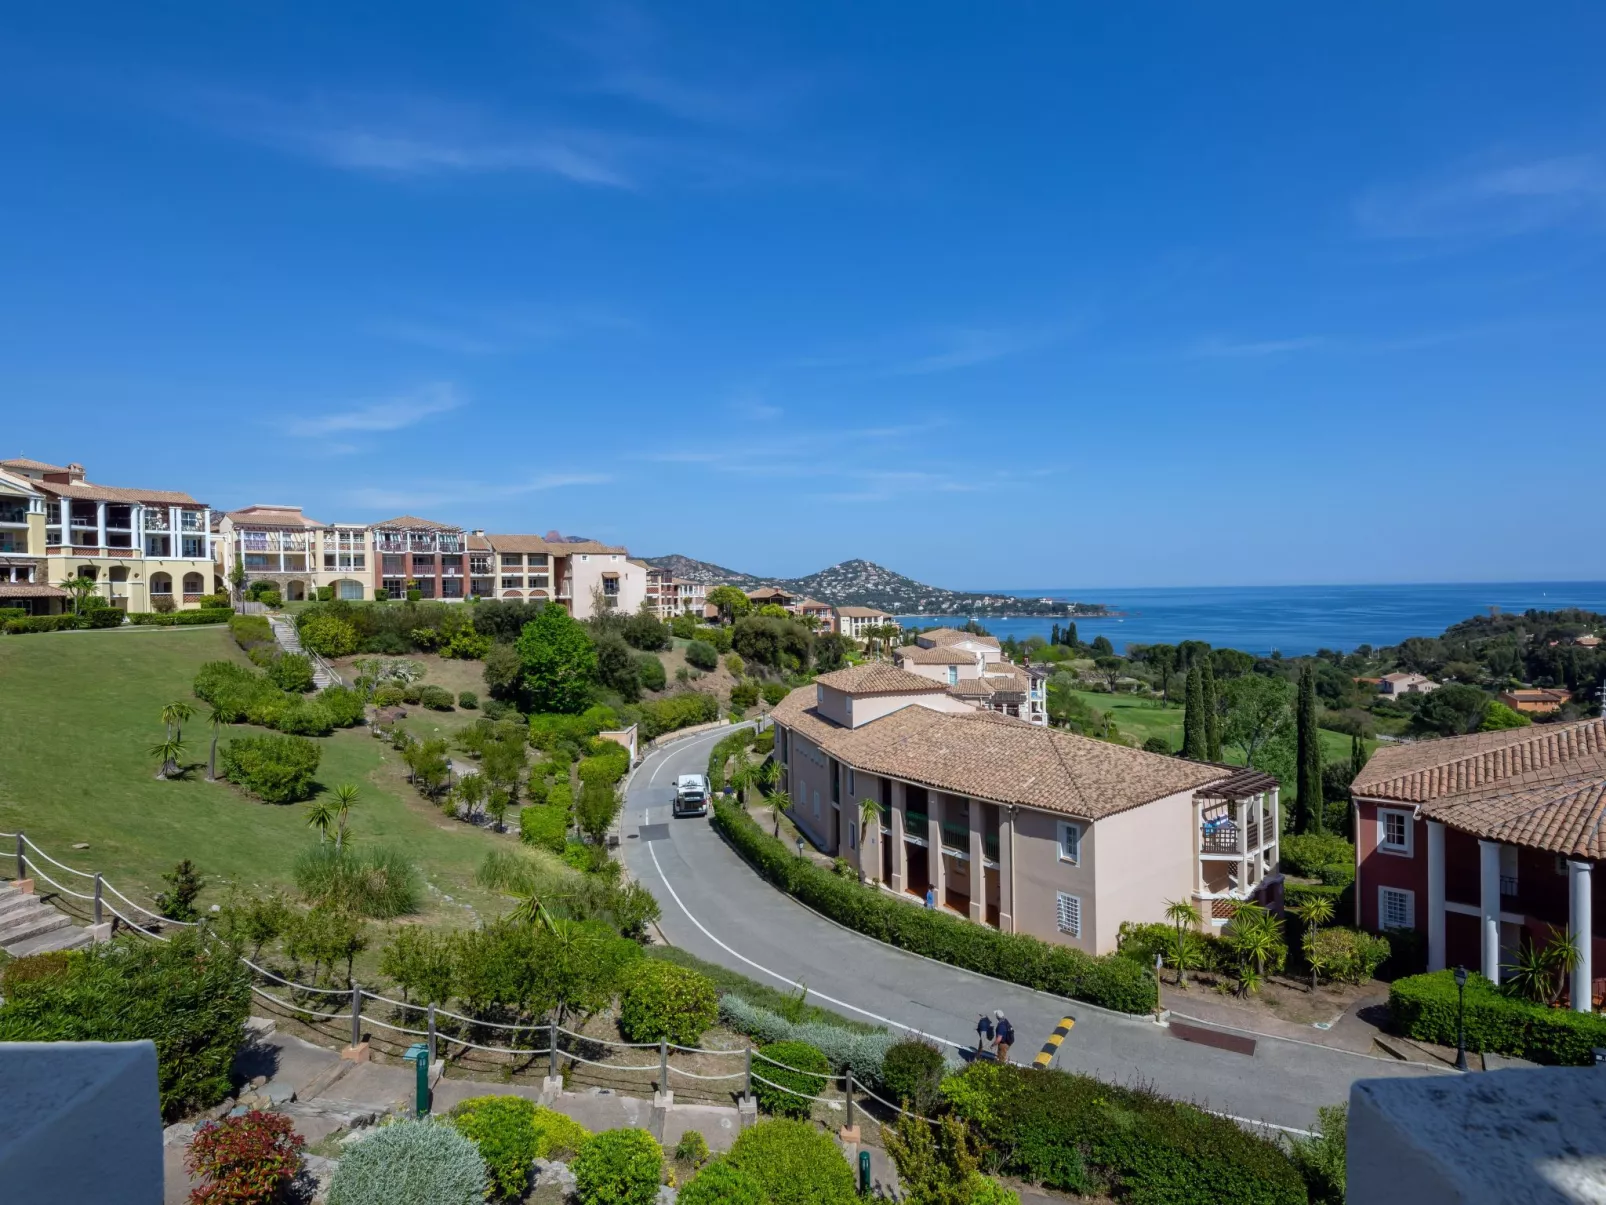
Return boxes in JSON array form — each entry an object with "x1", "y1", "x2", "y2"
[{"x1": 186, "y1": 1111, "x2": 304, "y2": 1205}]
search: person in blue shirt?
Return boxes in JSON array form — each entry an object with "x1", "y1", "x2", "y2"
[
  {"x1": 992, "y1": 1010, "x2": 1015, "y2": 1063},
  {"x1": 924, "y1": 886, "x2": 936, "y2": 909}
]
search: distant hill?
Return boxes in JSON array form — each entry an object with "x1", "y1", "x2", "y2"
[{"x1": 641, "y1": 554, "x2": 1103, "y2": 617}]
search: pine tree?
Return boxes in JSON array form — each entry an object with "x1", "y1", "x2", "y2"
[
  {"x1": 1296, "y1": 664, "x2": 1324, "y2": 833},
  {"x1": 1182, "y1": 664, "x2": 1207, "y2": 760},
  {"x1": 1202, "y1": 657, "x2": 1222, "y2": 761}
]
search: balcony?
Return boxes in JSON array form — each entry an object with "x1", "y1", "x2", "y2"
[
  {"x1": 1500, "y1": 875, "x2": 1519, "y2": 896},
  {"x1": 1200, "y1": 819, "x2": 1262, "y2": 855},
  {"x1": 940, "y1": 821, "x2": 969, "y2": 853},
  {"x1": 144, "y1": 513, "x2": 171, "y2": 532},
  {"x1": 0, "y1": 506, "x2": 27, "y2": 525}
]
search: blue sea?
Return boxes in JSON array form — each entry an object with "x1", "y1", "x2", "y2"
[{"x1": 897, "y1": 582, "x2": 1606, "y2": 658}]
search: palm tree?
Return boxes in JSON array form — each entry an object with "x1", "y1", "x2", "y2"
[
  {"x1": 758, "y1": 759, "x2": 780, "y2": 793},
  {"x1": 203, "y1": 706, "x2": 224, "y2": 782},
  {"x1": 305, "y1": 797, "x2": 338, "y2": 844},
  {"x1": 730, "y1": 758, "x2": 758, "y2": 805},
  {"x1": 1225, "y1": 903, "x2": 1283, "y2": 997},
  {"x1": 767, "y1": 789, "x2": 792, "y2": 837},
  {"x1": 151, "y1": 737, "x2": 186, "y2": 781},
  {"x1": 1163, "y1": 899, "x2": 1202, "y2": 988},
  {"x1": 331, "y1": 784, "x2": 359, "y2": 850},
  {"x1": 160, "y1": 701, "x2": 195, "y2": 772},
  {"x1": 1291, "y1": 896, "x2": 1335, "y2": 992}
]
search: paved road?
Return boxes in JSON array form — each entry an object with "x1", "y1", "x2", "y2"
[{"x1": 620, "y1": 727, "x2": 1448, "y2": 1134}]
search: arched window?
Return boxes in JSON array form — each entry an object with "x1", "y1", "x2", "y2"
[
  {"x1": 149, "y1": 572, "x2": 173, "y2": 596},
  {"x1": 182, "y1": 572, "x2": 204, "y2": 595},
  {"x1": 76, "y1": 564, "x2": 97, "y2": 581}
]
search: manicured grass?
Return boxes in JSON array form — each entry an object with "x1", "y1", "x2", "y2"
[
  {"x1": 0, "y1": 626, "x2": 513, "y2": 917},
  {"x1": 1069, "y1": 690, "x2": 1367, "y2": 765}
]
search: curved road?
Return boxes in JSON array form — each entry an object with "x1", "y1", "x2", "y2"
[{"x1": 621, "y1": 726, "x2": 1442, "y2": 1133}]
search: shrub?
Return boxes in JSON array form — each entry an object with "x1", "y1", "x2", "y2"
[
  {"x1": 762, "y1": 682, "x2": 789, "y2": 706},
  {"x1": 228, "y1": 614, "x2": 274, "y2": 652},
  {"x1": 727, "y1": 1119, "x2": 857, "y2": 1205},
  {"x1": 725, "y1": 653, "x2": 745, "y2": 676},
  {"x1": 685, "y1": 639, "x2": 719, "y2": 671},
  {"x1": 83, "y1": 606, "x2": 124, "y2": 628},
  {"x1": 0, "y1": 606, "x2": 25, "y2": 622},
  {"x1": 1304, "y1": 927, "x2": 1390, "y2": 985},
  {"x1": 294, "y1": 845, "x2": 422, "y2": 918},
  {"x1": 325, "y1": 1118, "x2": 488, "y2": 1205},
  {"x1": 220, "y1": 734, "x2": 321, "y2": 803},
  {"x1": 623, "y1": 611, "x2": 670, "y2": 652},
  {"x1": 1389, "y1": 969, "x2": 1606, "y2": 1065},
  {"x1": 0, "y1": 950, "x2": 72, "y2": 992},
  {"x1": 674, "y1": 1130, "x2": 710, "y2": 1167},
  {"x1": 637, "y1": 654, "x2": 666, "y2": 692},
  {"x1": 459, "y1": 690, "x2": 479, "y2": 709},
  {"x1": 571, "y1": 1128, "x2": 663, "y2": 1205},
  {"x1": 520, "y1": 803, "x2": 569, "y2": 854},
  {"x1": 373, "y1": 684, "x2": 404, "y2": 707},
  {"x1": 318, "y1": 685, "x2": 368, "y2": 728},
  {"x1": 880, "y1": 1039, "x2": 946, "y2": 1114},
  {"x1": 419, "y1": 684, "x2": 456, "y2": 711},
  {"x1": 678, "y1": 1158, "x2": 764, "y2": 1205},
  {"x1": 1289, "y1": 1103, "x2": 1347, "y2": 1205},
  {"x1": 156, "y1": 859, "x2": 206, "y2": 922},
  {"x1": 299, "y1": 614, "x2": 359, "y2": 658},
  {"x1": 730, "y1": 680, "x2": 760, "y2": 709},
  {"x1": 712, "y1": 798, "x2": 1157, "y2": 1014},
  {"x1": 448, "y1": 1096, "x2": 589, "y2": 1201},
  {"x1": 619, "y1": 960, "x2": 719, "y2": 1046},
  {"x1": 1281, "y1": 833, "x2": 1355, "y2": 878},
  {"x1": 636, "y1": 691, "x2": 720, "y2": 739},
  {"x1": 402, "y1": 683, "x2": 424, "y2": 704},
  {"x1": 4, "y1": 614, "x2": 83, "y2": 633},
  {"x1": 186, "y1": 1110, "x2": 305, "y2": 1205},
  {"x1": 444, "y1": 628, "x2": 493, "y2": 661},
  {"x1": 274, "y1": 699, "x2": 334, "y2": 736},
  {"x1": 152, "y1": 593, "x2": 177, "y2": 614},
  {"x1": 718, "y1": 996, "x2": 900, "y2": 1088},
  {"x1": 753, "y1": 1040, "x2": 830, "y2": 1118},
  {"x1": 941, "y1": 1061, "x2": 1306, "y2": 1202},
  {"x1": 0, "y1": 930, "x2": 249, "y2": 1121}
]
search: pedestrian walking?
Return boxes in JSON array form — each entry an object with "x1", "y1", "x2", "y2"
[
  {"x1": 992, "y1": 1010, "x2": 1015, "y2": 1064},
  {"x1": 924, "y1": 885, "x2": 936, "y2": 909},
  {"x1": 975, "y1": 1012, "x2": 995, "y2": 1052}
]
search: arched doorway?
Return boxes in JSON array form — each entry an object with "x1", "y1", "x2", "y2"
[
  {"x1": 334, "y1": 578, "x2": 365, "y2": 601},
  {"x1": 284, "y1": 580, "x2": 307, "y2": 602},
  {"x1": 149, "y1": 572, "x2": 173, "y2": 607},
  {"x1": 182, "y1": 572, "x2": 204, "y2": 601}
]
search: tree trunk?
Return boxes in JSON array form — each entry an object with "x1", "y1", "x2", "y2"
[{"x1": 207, "y1": 733, "x2": 218, "y2": 782}]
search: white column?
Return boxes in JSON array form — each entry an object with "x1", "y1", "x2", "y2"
[
  {"x1": 1236, "y1": 798, "x2": 1249, "y2": 894},
  {"x1": 1192, "y1": 796, "x2": 1203, "y2": 895},
  {"x1": 928, "y1": 799, "x2": 944, "y2": 906},
  {"x1": 1479, "y1": 840, "x2": 1502, "y2": 983},
  {"x1": 1426, "y1": 821, "x2": 1446, "y2": 973},
  {"x1": 889, "y1": 781, "x2": 906, "y2": 894},
  {"x1": 967, "y1": 800, "x2": 985, "y2": 923},
  {"x1": 861, "y1": 778, "x2": 880, "y2": 885},
  {"x1": 95, "y1": 501, "x2": 106, "y2": 550},
  {"x1": 1569, "y1": 860, "x2": 1593, "y2": 1013}
]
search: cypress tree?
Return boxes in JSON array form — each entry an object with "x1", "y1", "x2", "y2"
[
  {"x1": 1296, "y1": 664, "x2": 1324, "y2": 833},
  {"x1": 1065, "y1": 622, "x2": 1078, "y2": 649},
  {"x1": 1202, "y1": 656, "x2": 1222, "y2": 761},
  {"x1": 1182, "y1": 664, "x2": 1207, "y2": 760}
]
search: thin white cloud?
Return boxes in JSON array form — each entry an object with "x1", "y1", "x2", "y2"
[
  {"x1": 288, "y1": 383, "x2": 464, "y2": 437},
  {"x1": 886, "y1": 327, "x2": 1062, "y2": 376},
  {"x1": 1355, "y1": 152, "x2": 1606, "y2": 240},
  {"x1": 1189, "y1": 336, "x2": 1328, "y2": 359},
  {"x1": 346, "y1": 473, "x2": 611, "y2": 512},
  {"x1": 189, "y1": 90, "x2": 636, "y2": 187},
  {"x1": 368, "y1": 306, "x2": 637, "y2": 356}
]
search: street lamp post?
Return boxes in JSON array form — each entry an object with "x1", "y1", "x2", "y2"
[
  {"x1": 1454, "y1": 965, "x2": 1470, "y2": 1072},
  {"x1": 796, "y1": 836, "x2": 805, "y2": 859}
]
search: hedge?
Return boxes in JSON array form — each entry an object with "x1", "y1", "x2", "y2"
[
  {"x1": 634, "y1": 691, "x2": 720, "y2": 740},
  {"x1": 752, "y1": 1041, "x2": 830, "y2": 1118},
  {"x1": 128, "y1": 608, "x2": 232, "y2": 626},
  {"x1": 221, "y1": 734, "x2": 321, "y2": 803},
  {"x1": 4, "y1": 614, "x2": 83, "y2": 633},
  {"x1": 520, "y1": 802, "x2": 569, "y2": 854},
  {"x1": 711, "y1": 798, "x2": 1157, "y2": 1014},
  {"x1": 941, "y1": 1061, "x2": 1307, "y2": 1203},
  {"x1": 1389, "y1": 970, "x2": 1606, "y2": 1065},
  {"x1": 619, "y1": 960, "x2": 719, "y2": 1047},
  {"x1": 229, "y1": 614, "x2": 275, "y2": 653},
  {"x1": 0, "y1": 930, "x2": 250, "y2": 1121},
  {"x1": 726, "y1": 1119, "x2": 857, "y2": 1205},
  {"x1": 707, "y1": 730, "x2": 758, "y2": 793},
  {"x1": 571, "y1": 1128, "x2": 662, "y2": 1205}
]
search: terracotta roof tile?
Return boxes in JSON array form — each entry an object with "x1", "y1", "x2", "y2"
[
  {"x1": 0, "y1": 457, "x2": 68, "y2": 473},
  {"x1": 225, "y1": 506, "x2": 324, "y2": 529},
  {"x1": 920, "y1": 627, "x2": 1000, "y2": 648},
  {"x1": 1352, "y1": 719, "x2": 1606, "y2": 804},
  {"x1": 836, "y1": 606, "x2": 893, "y2": 618},
  {"x1": 33, "y1": 480, "x2": 202, "y2": 506},
  {"x1": 896, "y1": 645, "x2": 978, "y2": 665},
  {"x1": 0, "y1": 583, "x2": 70, "y2": 598},
  {"x1": 484, "y1": 534, "x2": 627, "y2": 555},
  {"x1": 814, "y1": 665, "x2": 947, "y2": 695},
  {"x1": 1426, "y1": 778, "x2": 1606, "y2": 859},
  {"x1": 373, "y1": 515, "x2": 461, "y2": 531},
  {"x1": 773, "y1": 690, "x2": 1233, "y2": 820}
]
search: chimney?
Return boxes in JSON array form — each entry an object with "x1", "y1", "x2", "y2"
[{"x1": 66, "y1": 462, "x2": 85, "y2": 481}]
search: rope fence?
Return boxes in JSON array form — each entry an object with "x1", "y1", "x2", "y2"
[{"x1": 2, "y1": 830, "x2": 934, "y2": 1125}]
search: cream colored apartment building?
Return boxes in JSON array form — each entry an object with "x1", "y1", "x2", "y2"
[
  {"x1": 894, "y1": 626, "x2": 1049, "y2": 726},
  {"x1": 218, "y1": 505, "x2": 373, "y2": 602},
  {"x1": 478, "y1": 534, "x2": 647, "y2": 619},
  {"x1": 771, "y1": 661, "x2": 1280, "y2": 954},
  {"x1": 0, "y1": 457, "x2": 216, "y2": 613}
]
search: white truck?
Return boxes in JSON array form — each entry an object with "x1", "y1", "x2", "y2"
[{"x1": 673, "y1": 773, "x2": 710, "y2": 818}]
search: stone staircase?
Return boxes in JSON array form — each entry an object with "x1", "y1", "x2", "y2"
[
  {"x1": 269, "y1": 617, "x2": 340, "y2": 689},
  {"x1": 0, "y1": 882, "x2": 93, "y2": 957}
]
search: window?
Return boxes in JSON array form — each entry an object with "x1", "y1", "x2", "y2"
[
  {"x1": 1056, "y1": 892, "x2": 1081, "y2": 937},
  {"x1": 847, "y1": 768, "x2": 856, "y2": 797},
  {"x1": 1379, "y1": 887, "x2": 1414, "y2": 931},
  {"x1": 470, "y1": 555, "x2": 492, "y2": 575},
  {"x1": 1378, "y1": 809, "x2": 1413, "y2": 856},
  {"x1": 947, "y1": 665, "x2": 958, "y2": 685},
  {"x1": 339, "y1": 580, "x2": 364, "y2": 600},
  {"x1": 501, "y1": 575, "x2": 523, "y2": 591},
  {"x1": 813, "y1": 790, "x2": 820, "y2": 817},
  {"x1": 501, "y1": 553, "x2": 523, "y2": 567},
  {"x1": 849, "y1": 821, "x2": 856, "y2": 851},
  {"x1": 181, "y1": 535, "x2": 206, "y2": 558},
  {"x1": 145, "y1": 534, "x2": 171, "y2": 557},
  {"x1": 1058, "y1": 822, "x2": 1081, "y2": 865}
]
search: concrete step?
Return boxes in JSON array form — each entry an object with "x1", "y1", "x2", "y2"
[
  {"x1": 0, "y1": 909, "x2": 73, "y2": 950},
  {"x1": 0, "y1": 892, "x2": 41, "y2": 919},
  {"x1": 7, "y1": 925, "x2": 93, "y2": 956}
]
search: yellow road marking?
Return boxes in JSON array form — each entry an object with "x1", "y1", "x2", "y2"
[{"x1": 1033, "y1": 1016, "x2": 1075, "y2": 1067}]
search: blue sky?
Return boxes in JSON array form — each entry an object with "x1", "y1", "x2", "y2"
[{"x1": 4, "y1": 3, "x2": 1605, "y2": 590}]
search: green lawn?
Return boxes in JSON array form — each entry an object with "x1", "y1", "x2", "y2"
[
  {"x1": 1068, "y1": 691, "x2": 1366, "y2": 765},
  {"x1": 0, "y1": 626, "x2": 513, "y2": 918}
]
